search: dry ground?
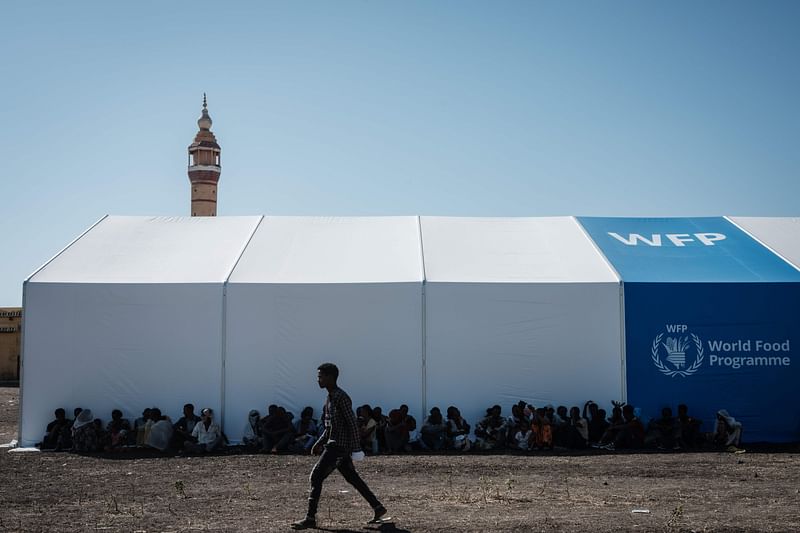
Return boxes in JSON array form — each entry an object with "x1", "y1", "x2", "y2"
[{"x1": 1, "y1": 387, "x2": 799, "y2": 533}]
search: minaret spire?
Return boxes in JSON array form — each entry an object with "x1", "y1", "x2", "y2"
[{"x1": 187, "y1": 94, "x2": 221, "y2": 216}]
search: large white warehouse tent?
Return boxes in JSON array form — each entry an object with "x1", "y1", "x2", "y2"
[{"x1": 17, "y1": 215, "x2": 800, "y2": 446}]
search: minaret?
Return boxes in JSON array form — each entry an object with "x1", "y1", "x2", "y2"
[{"x1": 188, "y1": 94, "x2": 221, "y2": 216}]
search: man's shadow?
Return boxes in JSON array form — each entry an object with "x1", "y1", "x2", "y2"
[{"x1": 317, "y1": 523, "x2": 411, "y2": 533}]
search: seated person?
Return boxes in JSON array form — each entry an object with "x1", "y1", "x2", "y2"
[
  {"x1": 357, "y1": 405, "x2": 378, "y2": 454},
  {"x1": 474, "y1": 405, "x2": 507, "y2": 450},
  {"x1": 529, "y1": 408, "x2": 553, "y2": 450},
  {"x1": 566, "y1": 406, "x2": 589, "y2": 449},
  {"x1": 72, "y1": 409, "x2": 99, "y2": 452},
  {"x1": 420, "y1": 407, "x2": 447, "y2": 451},
  {"x1": 599, "y1": 404, "x2": 645, "y2": 450},
  {"x1": 713, "y1": 409, "x2": 743, "y2": 448},
  {"x1": 145, "y1": 408, "x2": 174, "y2": 451},
  {"x1": 291, "y1": 406, "x2": 318, "y2": 452},
  {"x1": 105, "y1": 409, "x2": 132, "y2": 450},
  {"x1": 551, "y1": 406, "x2": 570, "y2": 447},
  {"x1": 645, "y1": 407, "x2": 680, "y2": 450},
  {"x1": 676, "y1": 404, "x2": 702, "y2": 449},
  {"x1": 588, "y1": 408, "x2": 610, "y2": 445},
  {"x1": 260, "y1": 405, "x2": 293, "y2": 453},
  {"x1": 506, "y1": 404, "x2": 529, "y2": 448},
  {"x1": 134, "y1": 408, "x2": 152, "y2": 447},
  {"x1": 242, "y1": 409, "x2": 262, "y2": 449},
  {"x1": 41, "y1": 408, "x2": 72, "y2": 450},
  {"x1": 172, "y1": 403, "x2": 202, "y2": 450},
  {"x1": 445, "y1": 406, "x2": 471, "y2": 451},
  {"x1": 385, "y1": 408, "x2": 410, "y2": 453},
  {"x1": 371, "y1": 406, "x2": 388, "y2": 452},
  {"x1": 185, "y1": 408, "x2": 223, "y2": 453}
]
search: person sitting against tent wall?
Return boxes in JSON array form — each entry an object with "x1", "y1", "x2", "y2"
[
  {"x1": 72, "y1": 408, "x2": 100, "y2": 452},
  {"x1": 645, "y1": 407, "x2": 680, "y2": 450},
  {"x1": 172, "y1": 403, "x2": 202, "y2": 450},
  {"x1": 145, "y1": 408, "x2": 174, "y2": 452},
  {"x1": 420, "y1": 407, "x2": 447, "y2": 451},
  {"x1": 357, "y1": 405, "x2": 378, "y2": 454},
  {"x1": 529, "y1": 407, "x2": 554, "y2": 450},
  {"x1": 184, "y1": 408, "x2": 224, "y2": 453},
  {"x1": 134, "y1": 408, "x2": 152, "y2": 447},
  {"x1": 261, "y1": 405, "x2": 294, "y2": 453},
  {"x1": 474, "y1": 405, "x2": 508, "y2": 451},
  {"x1": 566, "y1": 406, "x2": 589, "y2": 449},
  {"x1": 676, "y1": 404, "x2": 702, "y2": 449},
  {"x1": 506, "y1": 403, "x2": 529, "y2": 449},
  {"x1": 291, "y1": 406, "x2": 319, "y2": 453},
  {"x1": 445, "y1": 406, "x2": 471, "y2": 451},
  {"x1": 712, "y1": 409, "x2": 743, "y2": 450},
  {"x1": 384, "y1": 407, "x2": 410, "y2": 453},
  {"x1": 105, "y1": 409, "x2": 132, "y2": 451},
  {"x1": 596, "y1": 404, "x2": 645, "y2": 451},
  {"x1": 40, "y1": 408, "x2": 73, "y2": 450},
  {"x1": 242, "y1": 409, "x2": 262, "y2": 449},
  {"x1": 371, "y1": 406, "x2": 388, "y2": 453}
]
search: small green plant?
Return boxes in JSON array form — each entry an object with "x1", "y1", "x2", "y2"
[{"x1": 174, "y1": 480, "x2": 187, "y2": 499}]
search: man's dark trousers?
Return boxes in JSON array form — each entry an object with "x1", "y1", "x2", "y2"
[{"x1": 307, "y1": 444, "x2": 381, "y2": 518}]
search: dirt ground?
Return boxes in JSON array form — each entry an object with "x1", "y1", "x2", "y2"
[{"x1": 1, "y1": 388, "x2": 799, "y2": 533}]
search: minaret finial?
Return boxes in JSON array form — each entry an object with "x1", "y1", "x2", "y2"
[{"x1": 203, "y1": 93, "x2": 207, "y2": 109}]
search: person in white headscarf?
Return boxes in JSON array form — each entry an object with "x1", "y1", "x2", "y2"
[
  {"x1": 72, "y1": 409, "x2": 99, "y2": 452},
  {"x1": 713, "y1": 409, "x2": 743, "y2": 448},
  {"x1": 145, "y1": 408, "x2": 174, "y2": 452},
  {"x1": 242, "y1": 409, "x2": 261, "y2": 448}
]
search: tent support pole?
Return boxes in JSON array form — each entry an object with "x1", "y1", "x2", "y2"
[{"x1": 417, "y1": 216, "x2": 427, "y2": 421}]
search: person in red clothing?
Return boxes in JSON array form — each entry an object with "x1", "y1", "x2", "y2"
[{"x1": 291, "y1": 363, "x2": 387, "y2": 530}]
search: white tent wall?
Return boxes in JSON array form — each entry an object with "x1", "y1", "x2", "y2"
[
  {"x1": 222, "y1": 216, "x2": 425, "y2": 442},
  {"x1": 425, "y1": 282, "x2": 623, "y2": 425},
  {"x1": 728, "y1": 217, "x2": 800, "y2": 271},
  {"x1": 420, "y1": 217, "x2": 624, "y2": 427},
  {"x1": 20, "y1": 283, "x2": 226, "y2": 446},
  {"x1": 18, "y1": 216, "x2": 262, "y2": 447},
  {"x1": 223, "y1": 283, "x2": 423, "y2": 442}
]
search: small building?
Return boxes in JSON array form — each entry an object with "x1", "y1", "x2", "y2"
[{"x1": 0, "y1": 307, "x2": 22, "y2": 382}]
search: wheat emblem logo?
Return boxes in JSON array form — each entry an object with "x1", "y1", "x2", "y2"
[{"x1": 651, "y1": 332, "x2": 704, "y2": 377}]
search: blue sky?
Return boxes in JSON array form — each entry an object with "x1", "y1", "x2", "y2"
[{"x1": 2, "y1": 1, "x2": 799, "y2": 305}]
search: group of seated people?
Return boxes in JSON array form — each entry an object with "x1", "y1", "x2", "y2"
[
  {"x1": 38, "y1": 399, "x2": 744, "y2": 454},
  {"x1": 39, "y1": 403, "x2": 224, "y2": 454}
]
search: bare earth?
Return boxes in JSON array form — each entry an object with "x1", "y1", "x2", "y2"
[{"x1": 1, "y1": 387, "x2": 799, "y2": 533}]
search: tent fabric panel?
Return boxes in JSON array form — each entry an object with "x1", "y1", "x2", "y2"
[
  {"x1": 228, "y1": 216, "x2": 424, "y2": 283},
  {"x1": 30, "y1": 216, "x2": 262, "y2": 283},
  {"x1": 19, "y1": 282, "x2": 225, "y2": 447},
  {"x1": 425, "y1": 282, "x2": 623, "y2": 430},
  {"x1": 577, "y1": 216, "x2": 800, "y2": 283},
  {"x1": 728, "y1": 217, "x2": 800, "y2": 271},
  {"x1": 420, "y1": 216, "x2": 619, "y2": 283},
  {"x1": 623, "y1": 282, "x2": 800, "y2": 442},
  {"x1": 223, "y1": 282, "x2": 423, "y2": 443}
]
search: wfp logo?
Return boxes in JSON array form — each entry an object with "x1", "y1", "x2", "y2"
[{"x1": 651, "y1": 325, "x2": 704, "y2": 378}]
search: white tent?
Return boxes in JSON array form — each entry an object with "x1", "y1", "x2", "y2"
[
  {"x1": 223, "y1": 216, "x2": 424, "y2": 442},
  {"x1": 729, "y1": 217, "x2": 800, "y2": 271},
  {"x1": 420, "y1": 217, "x2": 624, "y2": 426},
  {"x1": 19, "y1": 216, "x2": 262, "y2": 447}
]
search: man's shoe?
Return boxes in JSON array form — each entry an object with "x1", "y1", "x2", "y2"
[
  {"x1": 368, "y1": 505, "x2": 388, "y2": 524},
  {"x1": 290, "y1": 517, "x2": 316, "y2": 530}
]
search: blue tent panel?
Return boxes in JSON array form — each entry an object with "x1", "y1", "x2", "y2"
[
  {"x1": 624, "y1": 282, "x2": 800, "y2": 442},
  {"x1": 577, "y1": 217, "x2": 800, "y2": 282}
]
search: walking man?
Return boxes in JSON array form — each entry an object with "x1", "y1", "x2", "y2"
[{"x1": 291, "y1": 363, "x2": 387, "y2": 530}]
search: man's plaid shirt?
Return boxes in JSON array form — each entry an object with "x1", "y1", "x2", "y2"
[{"x1": 320, "y1": 387, "x2": 361, "y2": 453}]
